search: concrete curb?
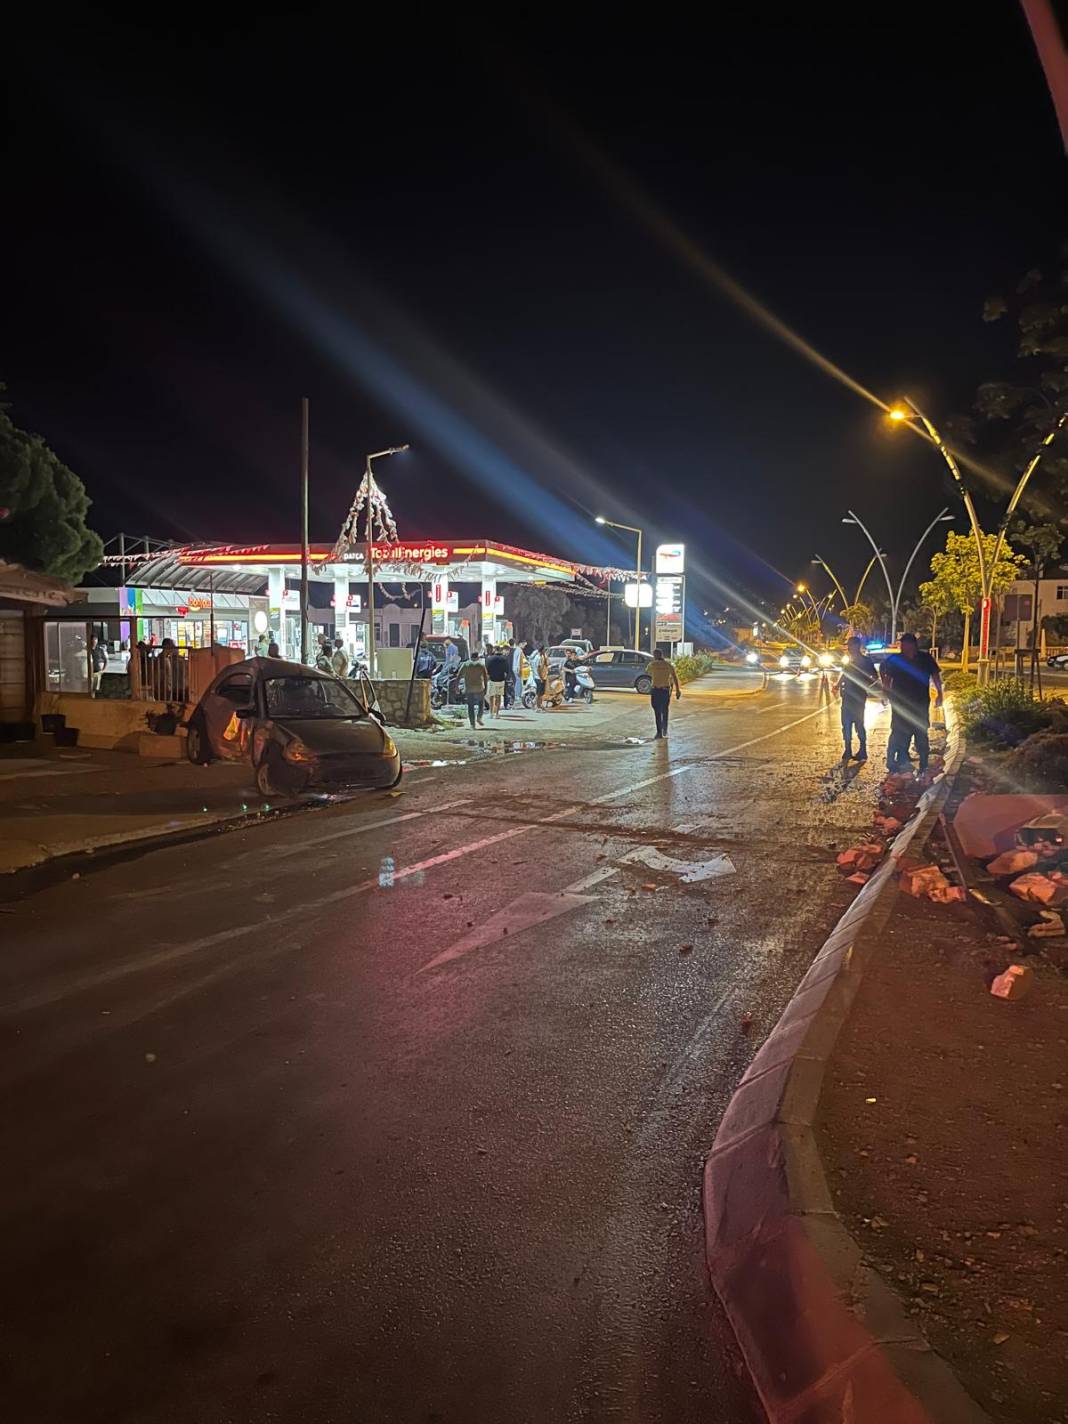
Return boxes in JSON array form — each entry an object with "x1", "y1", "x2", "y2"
[{"x1": 703, "y1": 717, "x2": 991, "y2": 1423}]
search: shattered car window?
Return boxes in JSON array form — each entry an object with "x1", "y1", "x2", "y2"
[{"x1": 264, "y1": 676, "x2": 366, "y2": 719}]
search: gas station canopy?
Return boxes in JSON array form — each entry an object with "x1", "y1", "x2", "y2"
[{"x1": 178, "y1": 539, "x2": 581, "y2": 584}]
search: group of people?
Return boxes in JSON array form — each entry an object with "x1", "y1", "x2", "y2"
[
  {"x1": 445, "y1": 639, "x2": 556, "y2": 729},
  {"x1": 313, "y1": 636, "x2": 350, "y2": 677},
  {"x1": 834, "y1": 633, "x2": 943, "y2": 776}
]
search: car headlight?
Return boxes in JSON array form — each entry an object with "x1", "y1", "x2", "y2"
[
  {"x1": 841, "y1": 654, "x2": 850, "y2": 665},
  {"x1": 779, "y1": 655, "x2": 789, "y2": 668},
  {"x1": 801, "y1": 654, "x2": 812, "y2": 668},
  {"x1": 745, "y1": 651, "x2": 759, "y2": 664},
  {"x1": 382, "y1": 736, "x2": 397, "y2": 757},
  {"x1": 819, "y1": 653, "x2": 833, "y2": 667},
  {"x1": 283, "y1": 737, "x2": 314, "y2": 763}
]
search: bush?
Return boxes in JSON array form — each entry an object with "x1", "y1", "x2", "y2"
[
  {"x1": 941, "y1": 669, "x2": 978, "y2": 694},
  {"x1": 956, "y1": 678, "x2": 1054, "y2": 748},
  {"x1": 674, "y1": 652, "x2": 717, "y2": 684}
]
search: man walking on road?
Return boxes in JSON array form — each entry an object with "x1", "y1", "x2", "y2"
[
  {"x1": 458, "y1": 650, "x2": 488, "y2": 729},
  {"x1": 646, "y1": 648, "x2": 681, "y2": 738},
  {"x1": 880, "y1": 633, "x2": 943, "y2": 776},
  {"x1": 484, "y1": 646, "x2": 510, "y2": 719},
  {"x1": 835, "y1": 635, "x2": 877, "y2": 762}
]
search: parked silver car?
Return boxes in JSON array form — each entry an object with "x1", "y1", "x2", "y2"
[{"x1": 185, "y1": 657, "x2": 401, "y2": 795}]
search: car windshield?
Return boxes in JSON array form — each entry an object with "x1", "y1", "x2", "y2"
[{"x1": 264, "y1": 676, "x2": 366, "y2": 719}]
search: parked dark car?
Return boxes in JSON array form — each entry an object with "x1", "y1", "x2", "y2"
[
  {"x1": 185, "y1": 657, "x2": 401, "y2": 795},
  {"x1": 577, "y1": 648, "x2": 654, "y2": 693}
]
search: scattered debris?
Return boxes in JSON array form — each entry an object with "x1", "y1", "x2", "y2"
[
  {"x1": 1008, "y1": 871, "x2": 1068, "y2": 906},
  {"x1": 1027, "y1": 910, "x2": 1066, "y2": 939},
  {"x1": 986, "y1": 848, "x2": 1039, "y2": 877},
  {"x1": 679, "y1": 943, "x2": 693, "y2": 955},
  {"x1": 739, "y1": 1012, "x2": 753, "y2": 1033},
  {"x1": 900, "y1": 863, "x2": 951, "y2": 899},
  {"x1": 990, "y1": 964, "x2": 1034, "y2": 1001}
]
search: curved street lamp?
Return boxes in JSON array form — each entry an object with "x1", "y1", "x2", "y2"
[
  {"x1": 842, "y1": 508, "x2": 954, "y2": 644},
  {"x1": 887, "y1": 397, "x2": 1068, "y2": 681}
]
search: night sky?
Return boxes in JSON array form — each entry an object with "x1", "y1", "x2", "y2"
[{"x1": 4, "y1": 8, "x2": 1065, "y2": 621}]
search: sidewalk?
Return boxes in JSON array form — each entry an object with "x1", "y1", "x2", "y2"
[{"x1": 816, "y1": 821, "x2": 1068, "y2": 1423}]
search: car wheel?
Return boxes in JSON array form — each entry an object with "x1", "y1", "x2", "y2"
[
  {"x1": 635, "y1": 675, "x2": 652, "y2": 694},
  {"x1": 185, "y1": 714, "x2": 211, "y2": 765},
  {"x1": 255, "y1": 761, "x2": 273, "y2": 797}
]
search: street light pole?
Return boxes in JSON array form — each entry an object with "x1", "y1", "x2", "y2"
[
  {"x1": 364, "y1": 444, "x2": 410, "y2": 680},
  {"x1": 595, "y1": 516, "x2": 644, "y2": 650},
  {"x1": 842, "y1": 508, "x2": 954, "y2": 644},
  {"x1": 300, "y1": 397, "x2": 310, "y2": 664},
  {"x1": 810, "y1": 557, "x2": 849, "y2": 610}
]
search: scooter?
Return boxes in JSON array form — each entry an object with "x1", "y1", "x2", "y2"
[
  {"x1": 566, "y1": 666, "x2": 595, "y2": 703},
  {"x1": 522, "y1": 667, "x2": 566, "y2": 709}
]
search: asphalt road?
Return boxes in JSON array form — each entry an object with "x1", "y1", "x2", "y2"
[{"x1": 1, "y1": 676, "x2": 892, "y2": 1424}]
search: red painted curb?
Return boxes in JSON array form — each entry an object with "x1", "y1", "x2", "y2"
[{"x1": 703, "y1": 722, "x2": 990, "y2": 1423}]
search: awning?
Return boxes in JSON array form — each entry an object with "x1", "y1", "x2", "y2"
[{"x1": 0, "y1": 561, "x2": 78, "y2": 608}]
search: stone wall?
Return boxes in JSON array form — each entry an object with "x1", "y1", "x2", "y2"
[{"x1": 367, "y1": 677, "x2": 432, "y2": 728}]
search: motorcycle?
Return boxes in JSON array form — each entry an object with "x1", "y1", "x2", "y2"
[{"x1": 430, "y1": 663, "x2": 463, "y2": 710}]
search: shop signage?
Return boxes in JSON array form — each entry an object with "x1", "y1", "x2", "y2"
[
  {"x1": 371, "y1": 543, "x2": 452, "y2": 564},
  {"x1": 655, "y1": 575, "x2": 683, "y2": 614},
  {"x1": 655, "y1": 543, "x2": 685, "y2": 574},
  {"x1": 655, "y1": 613, "x2": 682, "y2": 643}
]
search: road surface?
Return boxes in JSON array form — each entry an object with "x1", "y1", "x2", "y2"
[{"x1": 2, "y1": 676, "x2": 891, "y2": 1423}]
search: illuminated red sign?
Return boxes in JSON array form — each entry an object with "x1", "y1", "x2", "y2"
[{"x1": 371, "y1": 543, "x2": 452, "y2": 564}]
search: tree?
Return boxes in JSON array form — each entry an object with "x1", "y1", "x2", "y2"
[
  {"x1": 917, "y1": 579, "x2": 955, "y2": 650},
  {"x1": 839, "y1": 601, "x2": 875, "y2": 636},
  {"x1": 505, "y1": 585, "x2": 572, "y2": 645},
  {"x1": 948, "y1": 245, "x2": 1068, "y2": 513},
  {"x1": 920, "y1": 530, "x2": 1024, "y2": 673},
  {"x1": 0, "y1": 400, "x2": 104, "y2": 582}
]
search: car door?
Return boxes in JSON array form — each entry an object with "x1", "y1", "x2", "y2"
[
  {"x1": 585, "y1": 651, "x2": 619, "y2": 687},
  {"x1": 203, "y1": 671, "x2": 256, "y2": 760},
  {"x1": 616, "y1": 650, "x2": 649, "y2": 688}
]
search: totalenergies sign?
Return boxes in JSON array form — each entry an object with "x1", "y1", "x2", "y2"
[
  {"x1": 655, "y1": 543, "x2": 685, "y2": 574},
  {"x1": 371, "y1": 543, "x2": 452, "y2": 564}
]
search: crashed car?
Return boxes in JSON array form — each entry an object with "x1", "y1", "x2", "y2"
[{"x1": 185, "y1": 656, "x2": 401, "y2": 795}]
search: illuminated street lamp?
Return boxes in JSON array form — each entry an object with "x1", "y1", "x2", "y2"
[
  {"x1": 595, "y1": 515, "x2": 644, "y2": 650},
  {"x1": 887, "y1": 395, "x2": 1067, "y2": 681},
  {"x1": 842, "y1": 507, "x2": 954, "y2": 644}
]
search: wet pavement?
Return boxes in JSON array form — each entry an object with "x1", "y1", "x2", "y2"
[{"x1": 1, "y1": 677, "x2": 892, "y2": 1423}]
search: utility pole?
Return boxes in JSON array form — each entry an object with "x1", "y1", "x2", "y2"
[{"x1": 300, "y1": 397, "x2": 310, "y2": 664}]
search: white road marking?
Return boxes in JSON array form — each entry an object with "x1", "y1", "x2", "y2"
[
  {"x1": 562, "y1": 866, "x2": 620, "y2": 894},
  {"x1": 253, "y1": 798, "x2": 472, "y2": 858},
  {"x1": 621, "y1": 845, "x2": 736, "y2": 883},
  {"x1": 5, "y1": 709, "x2": 834, "y2": 1012},
  {"x1": 418, "y1": 890, "x2": 597, "y2": 972},
  {"x1": 0, "y1": 762, "x2": 104, "y2": 779}
]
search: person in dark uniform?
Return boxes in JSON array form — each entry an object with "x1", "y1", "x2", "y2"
[{"x1": 880, "y1": 633, "x2": 943, "y2": 775}]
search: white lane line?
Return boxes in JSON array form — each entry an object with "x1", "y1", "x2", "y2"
[
  {"x1": 418, "y1": 890, "x2": 597, "y2": 973},
  {"x1": 253, "y1": 798, "x2": 472, "y2": 858},
  {"x1": 6, "y1": 712, "x2": 832, "y2": 1013},
  {"x1": 563, "y1": 866, "x2": 620, "y2": 894}
]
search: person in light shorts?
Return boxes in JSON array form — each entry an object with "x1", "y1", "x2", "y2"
[{"x1": 484, "y1": 646, "x2": 510, "y2": 718}]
